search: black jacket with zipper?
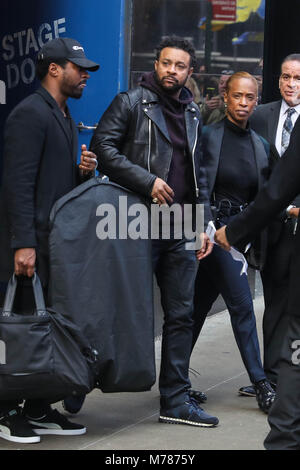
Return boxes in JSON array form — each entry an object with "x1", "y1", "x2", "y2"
[{"x1": 90, "y1": 86, "x2": 212, "y2": 226}]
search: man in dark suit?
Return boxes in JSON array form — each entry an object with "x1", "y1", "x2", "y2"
[
  {"x1": 214, "y1": 115, "x2": 300, "y2": 449},
  {"x1": 238, "y1": 54, "x2": 300, "y2": 397},
  {"x1": 0, "y1": 37, "x2": 99, "y2": 444}
]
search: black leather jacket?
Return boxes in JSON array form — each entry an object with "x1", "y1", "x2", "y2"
[{"x1": 91, "y1": 86, "x2": 211, "y2": 225}]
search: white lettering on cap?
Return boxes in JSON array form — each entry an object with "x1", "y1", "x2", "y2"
[{"x1": 73, "y1": 46, "x2": 84, "y2": 51}]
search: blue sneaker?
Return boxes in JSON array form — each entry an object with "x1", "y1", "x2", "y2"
[
  {"x1": 159, "y1": 398, "x2": 219, "y2": 427},
  {"x1": 62, "y1": 394, "x2": 86, "y2": 414}
]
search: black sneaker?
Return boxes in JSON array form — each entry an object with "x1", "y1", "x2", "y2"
[
  {"x1": 26, "y1": 408, "x2": 86, "y2": 435},
  {"x1": 0, "y1": 408, "x2": 40, "y2": 444},
  {"x1": 188, "y1": 389, "x2": 207, "y2": 403},
  {"x1": 254, "y1": 379, "x2": 276, "y2": 413},
  {"x1": 159, "y1": 398, "x2": 219, "y2": 427},
  {"x1": 62, "y1": 394, "x2": 86, "y2": 414},
  {"x1": 238, "y1": 385, "x2": 256, "y2": 397}
]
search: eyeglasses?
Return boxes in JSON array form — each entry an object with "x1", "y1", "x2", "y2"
[{"x1": 221, "y1": 70, "x2": 234, "y2": 75}]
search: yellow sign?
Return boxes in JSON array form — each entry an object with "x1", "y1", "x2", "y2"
[{"x1": 236, "y1": 0, "x2": 262, "y2": 22}]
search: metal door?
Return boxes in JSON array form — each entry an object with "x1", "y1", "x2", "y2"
[{"x1": 0, "y1": 0, "x2": 132, "y2": 173}]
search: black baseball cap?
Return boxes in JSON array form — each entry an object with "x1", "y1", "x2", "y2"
[{"x1": 37, "y1": 37, "x2": 99, "y2": 72}]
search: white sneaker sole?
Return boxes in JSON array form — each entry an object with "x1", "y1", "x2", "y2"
[
  {"x1": 0, "y1": 431, "x2": 40, "y2": 444},
  {"x1": 159, "y1": 416, "x2": 218, "y2": 427},
  {"x1": 33, "y1": 427, "x2": 86, "y2": 435}
]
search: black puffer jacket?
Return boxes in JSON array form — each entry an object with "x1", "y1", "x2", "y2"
[{"x1": 90, "y1": 86, "x2": 212, "y2": 225}]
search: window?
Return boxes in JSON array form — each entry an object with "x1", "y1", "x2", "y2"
[
  {"x1": 131, "y1": 0, "x2": 265, "y2": 116},
  {"x1": 131, "y1": 0, "x2": 265, "y2": 74}
]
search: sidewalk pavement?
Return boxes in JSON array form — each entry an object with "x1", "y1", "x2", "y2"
[{"x1": 0, "y1": 295, "x2": 270, "y2": 451}]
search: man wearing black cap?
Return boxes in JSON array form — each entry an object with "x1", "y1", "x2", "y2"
[{"x1": 0, "y1": 38, "x2": 99, "y2": 444}]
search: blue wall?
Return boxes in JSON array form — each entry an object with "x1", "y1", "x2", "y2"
[{"x1": 0, "y1": 0, "x2": 132, "y2": 176}]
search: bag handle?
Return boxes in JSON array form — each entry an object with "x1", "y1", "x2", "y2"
[
  {"x1": 2, "y1": 273, "x2": 47, "y2": 317},
  {"x1": 2, "y1": 275, "x2": 18, "y2": 316}
]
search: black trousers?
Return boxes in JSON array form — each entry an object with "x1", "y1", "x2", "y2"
[
  {"x1": 264, "y1": 314, "x2": 300, "y2": 450},
  {"x1": 261, "y1": 219, "x2": 295, "y2": 384},
  {"x1": 0, "y1": 277, "x2": 50, "y2": 417},
  {"x1": 152, "y1": 237, "x2": 197, "y2": 409}
]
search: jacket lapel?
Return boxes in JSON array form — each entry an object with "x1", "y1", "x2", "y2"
[
  {"x1": 69, "y1": 114, "x2": 79, "y2": 164},
  {"x1": 144, "y1": 105, "x2": 171, "y2": 143},
  {"x1": 51, "y1": 106, "x2": 74, "y2": 154},
  {"x1": 36, "y1": 87, "x2": 75, "y2": 158},
  {"x1": 141, "y1": 87, "x2": 171, "y2": 143},
  {"x1": 250, "y1": 130, "x2": 269, "y2": 189},
  {"x1": 204, "y1": 123, "x2": 224, "y2": 197},
  {"x1": 185, "y1": 105, "x2": 200, "y2": 155},
  {"x1": 267, "y1": 101, "x2": 281, "y2": 159}
]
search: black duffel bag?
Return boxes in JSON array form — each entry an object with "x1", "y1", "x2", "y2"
[{"x1": 0, "y1": 274, "x2": 100, "y2": 401}]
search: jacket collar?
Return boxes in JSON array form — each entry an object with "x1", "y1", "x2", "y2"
[
  {"x1": 140, "y1": 87, "x2": 199, "y2": 147},
  {"x1": 140, "y1": 86, "x2": 197, "y2": 109},
  {"x1": 204, "y1": 120, "x2": 268, "y2": 197}
]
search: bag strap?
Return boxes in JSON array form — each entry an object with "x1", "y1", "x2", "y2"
[
  {"x1": 32, "y1": 274, "x2": 47, "y2": 315},
  {"x1": 2, "y1": 273, "x2": 47, "y2": 317},
  {"x1": 2, "y1": 275, "x2": 18, "y2": 316}
]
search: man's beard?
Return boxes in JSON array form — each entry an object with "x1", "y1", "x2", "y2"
[
  {"x1": 154, "y1": 72, "x2": 186, "y2": 95},
  {"x1": 61, "y1": 78, "x2": 85, "y2": 99},
  {"x1": 69, "y1": 88, "x2": 83, "y2": 99}
]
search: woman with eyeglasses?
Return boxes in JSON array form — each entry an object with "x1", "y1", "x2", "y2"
[{"x1": 191, "y1": 71, "x2": 275, "y2": 414}]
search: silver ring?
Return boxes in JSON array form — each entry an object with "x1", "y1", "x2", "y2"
[{"x1": 152, "y1": 197, "x2": 159, "y2": 204}]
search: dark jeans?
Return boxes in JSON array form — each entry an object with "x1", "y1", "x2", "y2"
[
  {"x1": 0, "y1": 276, "x2": 50, "y2": 417},
  {"x1": 193, "y1": 215, "x2": 265, "y2": 384},
  {"x1": 152, "y1": 237, "x2": 197, "y2": 409}
]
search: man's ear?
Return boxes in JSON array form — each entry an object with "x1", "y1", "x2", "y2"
[
  {"x1": 223, "y1": 91, "x2": 228, "y2": 105},
  {"x1": 188, "y1": 67, "x2": 194, "y2": 78},
  {"x1": 48, "y1": 62, "x2": 59, "y2": 77}
]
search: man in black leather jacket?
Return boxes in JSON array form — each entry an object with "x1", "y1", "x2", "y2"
[{"x1": 90, "y1": 36, "x2": 218, "y2": 428}]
